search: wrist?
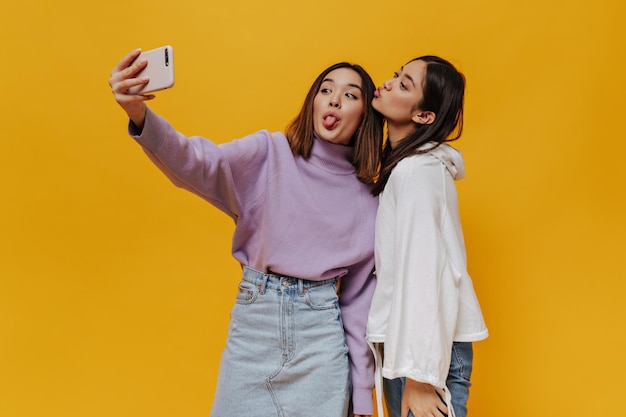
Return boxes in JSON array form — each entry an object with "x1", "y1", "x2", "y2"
[{"x1": 128, "y1": 104, "x2": 147, "y2": 129}]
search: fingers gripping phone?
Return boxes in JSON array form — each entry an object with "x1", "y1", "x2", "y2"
[{"x1": 128, "y1": 45, "x2": 175, "y2": 94}]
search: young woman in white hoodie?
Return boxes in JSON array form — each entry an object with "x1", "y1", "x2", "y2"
[{"x1": 366, "y1": 56, "x2": 488, "y2": 417}]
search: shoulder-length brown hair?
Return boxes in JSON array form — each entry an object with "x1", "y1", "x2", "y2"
[{"x1": 285, "y1": 62, "x2": 383, "y2": 184}]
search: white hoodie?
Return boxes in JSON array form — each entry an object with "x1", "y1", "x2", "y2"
[{"x1": 366, "y1": 143, "x2": 488, "y2": 417}]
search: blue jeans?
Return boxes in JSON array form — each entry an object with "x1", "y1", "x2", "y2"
[
  {"x1": 383, "y1": 342, "x2": 474, "y2": 417},
  {"x1": 210, "y1": 267, "x2": 350, "y2": 417}
]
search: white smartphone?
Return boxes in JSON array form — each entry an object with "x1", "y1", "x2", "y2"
[{"x1": 128, "y1": 45, "x2": 175, "y2": 94}]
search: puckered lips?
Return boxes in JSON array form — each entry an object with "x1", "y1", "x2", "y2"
[
  {"x1": 322, "y1": 111, "x2": 340, "y2": 130},
  {"x1": 373, "y1": 87, "x2": 382, "y2": 98}
]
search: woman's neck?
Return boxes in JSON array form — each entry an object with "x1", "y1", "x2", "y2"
[{"x1": 387, "y1": 122, "x2": 417, "y2": 149}]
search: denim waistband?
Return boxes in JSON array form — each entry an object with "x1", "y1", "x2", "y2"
[{"x1": 242, "y1": 266, "x2": 338, "y2": 295}]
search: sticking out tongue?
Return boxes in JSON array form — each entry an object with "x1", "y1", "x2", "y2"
[{"x1": 323, "y1": 116, "x2": 338, "y2": 129}]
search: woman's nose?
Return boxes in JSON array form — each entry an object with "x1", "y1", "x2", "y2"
[
  {"x1": 329, "y1": 97, "x2": 340, "y2": 108},
  {"x1": 383, "y1": 79, "x2": 392, "y2": 90}
]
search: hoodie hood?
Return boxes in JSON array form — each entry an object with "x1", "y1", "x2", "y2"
[{"x1": 419, "y1": 142, "x2": 466, "y2": 180}]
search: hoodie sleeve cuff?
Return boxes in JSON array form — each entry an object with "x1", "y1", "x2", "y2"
[{"x1": 352, "y1": 386, "x2": 374, "y2": 416}]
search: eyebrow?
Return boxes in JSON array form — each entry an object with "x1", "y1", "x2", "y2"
[
  {"x1": 321, "y1": 77, "x2": 363, "y2": 92},
  {"x1": 399, "y1": 66, "x2": 416, "y2": 87}
]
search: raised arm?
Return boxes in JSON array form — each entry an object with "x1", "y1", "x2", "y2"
[{"x1": 108, "y1": 48, "x2": 153, "y2": 129}]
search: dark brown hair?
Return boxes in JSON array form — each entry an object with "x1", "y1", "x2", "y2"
[
  {"x1": 372, "y1": 55, "x2": 465, "y2": 195},
  {"x1": 285, "y1": 62, "x2": 383, "y2": 183}
]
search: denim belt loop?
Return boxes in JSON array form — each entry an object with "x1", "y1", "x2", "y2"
[
  {"x1": 259, "y1": 273, "x2": 269, "y2": 295},
  {"x1": 298, "y1": 279, "x2": 304, "y2": 296}
]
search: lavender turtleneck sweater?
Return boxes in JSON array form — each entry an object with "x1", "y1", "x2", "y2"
[{"x1": 129, "y1": 108, "x2": 377, "y2": 414}]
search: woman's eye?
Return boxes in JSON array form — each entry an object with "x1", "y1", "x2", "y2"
[
  {"x1": 400, "y1": 82, "x2": 407, "y2": 91},
  {"x1": 320, "y1": 87, "x2": 331, "y2": 94},
  {"x1": 346, "y1": 92, "x2": 359, "y2": 100}
]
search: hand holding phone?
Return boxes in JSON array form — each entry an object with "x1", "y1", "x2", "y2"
[{"x1": 127, "y1": 45, "x2": 175, "y2": 94}]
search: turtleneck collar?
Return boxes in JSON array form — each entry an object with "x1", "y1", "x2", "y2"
[{"x1": 308, "y1": 132, "x2": 355, "y2": 175}]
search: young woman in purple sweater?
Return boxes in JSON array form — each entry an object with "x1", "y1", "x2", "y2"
[{"x1": 109, "y1": 49, "x2": 383, "y2": 416}]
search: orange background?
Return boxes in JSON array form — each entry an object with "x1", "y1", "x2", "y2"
[{"x1": 1, "y1": 0, "x2": 624, "y2": 416}]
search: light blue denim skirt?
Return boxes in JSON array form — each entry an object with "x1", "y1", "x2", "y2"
[{"x1": 210, "y1": 267, "x2": 350, "y2": 417}]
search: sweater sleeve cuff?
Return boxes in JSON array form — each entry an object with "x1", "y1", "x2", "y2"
[
  {"x1": 352, "y1": 386, "x2": 374, "y2": 415},
  {"x1": 127, "y1": 107, "x2": 167, "y2": 153},
  {"x1": 128, "y1": 119, "x2": 142, "y2": 136}
]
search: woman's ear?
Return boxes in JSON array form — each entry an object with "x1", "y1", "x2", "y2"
[{"x1": 412, "y1": 111, "x2": 436, "y2": 125}]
